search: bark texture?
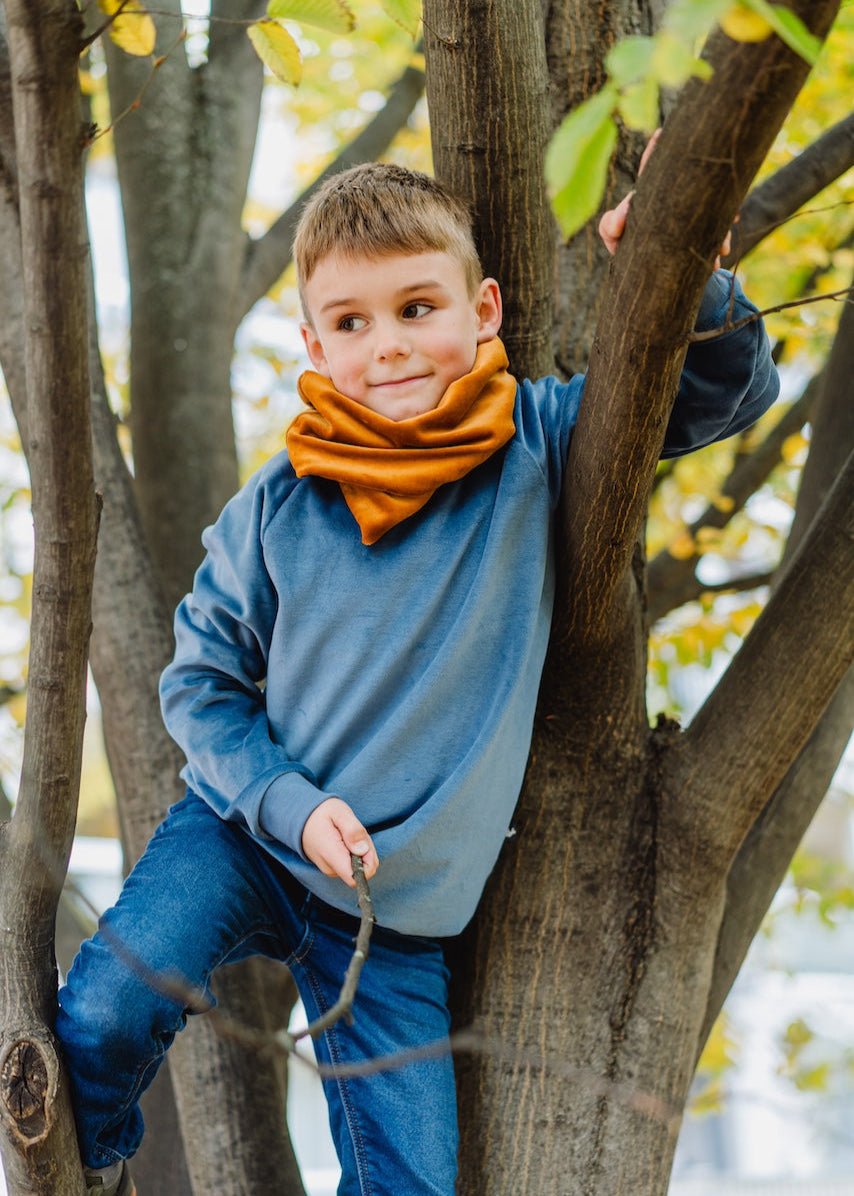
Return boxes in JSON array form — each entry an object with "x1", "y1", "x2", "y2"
[
  {"x1": 423, "y1": 0, "x2": 555, "y2": 381},
  {"x1": 431, "y1": 4, "x2": 849, "y2": 1194},
  {"x1": 0, "y1": 3, "x2": 96, "y2": 1193}
]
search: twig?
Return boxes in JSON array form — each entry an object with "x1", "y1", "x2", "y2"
[
  {"x1": 80, "y1": 0, "x2": 136, "y2": 52},
  {"x1": 86, "y1": 28, "x2": 187, "y2": 146},
  {"x1": 62, "y1": 848, "x2": 680, "y2": 1126},
  {"x1": 90, "y1": 850, "x2": 375, "y2": 1045},
  {"x1": 291, "y1": 853, "x2": 375, "y2": 1043},
  {"x1": 688, "y1": 285, "x2": 854, "y2": 343}
]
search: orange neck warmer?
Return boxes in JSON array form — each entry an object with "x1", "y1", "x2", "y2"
[{"x1": 286, "y1": 337, "x2": 517, "y2": 545}]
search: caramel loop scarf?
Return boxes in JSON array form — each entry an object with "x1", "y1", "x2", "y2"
[{"x1": 286, "y1": 337, "x2": 517, "y2": 545}]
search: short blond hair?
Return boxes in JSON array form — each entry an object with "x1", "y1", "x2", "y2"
[{"x1": 293, "y1": 163, "x2": 483, "y2": 318}]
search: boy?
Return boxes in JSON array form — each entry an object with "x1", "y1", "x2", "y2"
[{"x1": 56, "y1": 161, "x2": 778, "y2": 1196}]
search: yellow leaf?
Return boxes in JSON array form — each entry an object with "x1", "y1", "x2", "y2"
[
  {"x1": 711, "y1": 493, "x2": 736, "y2": 513},
  {"x1": 720, "y1": 3, "x2": 772, "y2": 42},
  {"x1": 6, "y1": 690, "x2": 27, "y2": 727},
  {"x1": 782, "y1": 431, "x2": 808, "y2": 464},
  {"x1": 669, "y1": 529, "x2": 697, "y2": 560},
  {"x1": 266, "y1": 0, "x2": 356, "y2": 35},
  {"x1": 728, "y1": 603, "x2": 762, "y2": 637},
  {"x1": 689, "y1": 1078, "x2": 726, "y2": 1116},
  {"x1": 79, "y1": 68, "x2": 98, "y2": 96},
  {"x1": 247, "y1": 21, "x2": 303, "y2": 87},
  {"x1": 98, "y1": 0, "x2": 157, "y2": 57}
]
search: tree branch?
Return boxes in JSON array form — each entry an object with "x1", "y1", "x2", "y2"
[
  {"x1": 697, "y1": 668, "x2": 853, "y2": 1057},
  {"x1": 681, "y1": 446, "x2": 854, "y2": 855},
  {"x1": 553, "y1": 0, "x2": 841, "y2": 658},
  {"x1": 237, "y1": 58, "x2": 426, "y2": 319},
  {"x1": 647, "y1": 383, "x2": 816, "y2": 623},
  {"x1": 724, "y1": 108, "x2": 854, "y2": 264},
  {"x1": 0, "y1": 1, "x2": 97, "y2": 1191},
  {"x1": 698, "y1": 265, "x2": 854, "y2": 1045}
]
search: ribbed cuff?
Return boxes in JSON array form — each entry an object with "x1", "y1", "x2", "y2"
[{"x1": 258, "y1": 772, "x2": 332, "y2": 858}]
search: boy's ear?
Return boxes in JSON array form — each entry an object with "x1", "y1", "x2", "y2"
[
  {"x1": 475, "y1": 278, "x2": 503, "y2": 342},
  {"x1": 300, "y1": 321, "x2": 332, "y2": 377}
]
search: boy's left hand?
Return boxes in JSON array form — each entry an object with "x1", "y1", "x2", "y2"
[
  {"x1": 598, "y1": 129, "x2": 731, "y2": 266},
  {"x1": 302, "y1": 796, "x2": 379, "y2": 888}
]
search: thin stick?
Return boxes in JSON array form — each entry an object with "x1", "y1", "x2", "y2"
[
  {"x1": 292, "y1": 853, "x2": 375, "y2": 1043},
  {"x1": 688, "y1": 286, "x2": 853, "y2": 343}
]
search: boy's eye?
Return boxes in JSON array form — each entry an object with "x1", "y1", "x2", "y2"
[
  {"x1": 338, "y1": 315, "x2": 366, "y2": 332},
  {"x1": 402, "y1": 303, "x2": 432, "y2": 320}
]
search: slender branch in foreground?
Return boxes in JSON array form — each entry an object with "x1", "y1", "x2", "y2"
[
  {"x1": 80, "y1": 0, "x2": 136, "y2": 51},
  {"x1": 88, "y1": 29, "x2": 187, "y2": 145},
  {"x1": 688, "y1": 286, "x2": 853, "y2": 343},
  {"x1": 89, "y1": 852, "x2": 375, "y2": 1045},
  {"x1": 291, "y1": 854, "x2": 375, "y2": 1043},
  {"x1": 59, "y1": 845, "x2": 682, "y2": 1126}
]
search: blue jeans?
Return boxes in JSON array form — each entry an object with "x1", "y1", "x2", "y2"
[{"x1": 55, "y1": 795, "x2": 458, "y2": 1195}]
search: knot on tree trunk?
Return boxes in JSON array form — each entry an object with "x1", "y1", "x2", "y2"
[{"x1": 1, "y1": 1038, "x2": 51, "y2": 1144}]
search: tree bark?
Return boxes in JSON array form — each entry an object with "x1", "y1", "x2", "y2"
[
  {"x1": 424, "y1": 0, "x2": 555, "y2": 382},
  {"x1": 545, "y1": 0, "x2": 665, "y2": 377},
  {"x1": 443, "y1": 4, "x2": 845, "y2": 1193},
  {"x1": 104, "y1": 0, "x2": 263, "y2": 610},
  {"x1": 0, "y1": 3, "x2": 96, "y2": 1193},
  {"x1": 683, "y1": 447, "x2": 853, "y2": 851}
]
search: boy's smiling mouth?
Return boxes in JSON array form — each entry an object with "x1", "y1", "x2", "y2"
[{"x1": 370, "y1": 374, "x2": 430, "y2": 389}]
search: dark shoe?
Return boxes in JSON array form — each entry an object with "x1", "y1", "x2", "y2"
[{"x1": 84, "y1": 1161, "x2": 136, "y2": 1196}]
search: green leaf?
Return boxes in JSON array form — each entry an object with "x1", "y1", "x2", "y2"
[
  {"x1": 266, "y1": 0, "x2": 356, "y2": 35},
  {"x1": 793, "y1": 1062, "x2": 831, "y2": 1093},
  {"x1": 652, "y1": 30, "x2": 712, "y2": 87},
  {"x1": 750, "y1": 0, "x2": 821, "y2": 64},
  {"x1": 98, "y1": 0, "x2": 156, "y2": 56},
  {"x1": 378, "y1": 0, "x2": 421, "y2": 38},
  {"x1": 665, "y1": 0, "x2": 730, "y2": 42},
  {"x1": 247, "y1": 20, "x2": 303, "y2": 86},
  {"x1": 618, "y1": 76, "x2": 660, "y2": 132},
  {"x1": 546, "y1": 87, "x2": 619, "y2": 240},
  {"x1": 606, "y1": 36, "x2": 655, "y2": 87}
]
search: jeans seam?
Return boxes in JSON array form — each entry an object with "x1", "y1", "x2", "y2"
[{"x1": 303, "y1": 964, "x2": 373, "y2": 1196}]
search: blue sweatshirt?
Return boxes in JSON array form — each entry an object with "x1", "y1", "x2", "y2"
[{"x1": 160, "y1": 272, "x2": 778, "y2": 936}]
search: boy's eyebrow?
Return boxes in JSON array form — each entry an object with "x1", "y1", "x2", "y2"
[{"x1": 318, "y1": 280, "x2": 450, "y2": 314}]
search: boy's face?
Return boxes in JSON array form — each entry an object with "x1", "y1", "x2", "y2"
[{"x1": 300, "y1": 250, "x2": 502, "y2": 421}]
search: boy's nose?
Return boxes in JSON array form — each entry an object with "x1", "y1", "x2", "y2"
[{"x1": 373, "y1": 321, "x2": 410, "y2": 360}]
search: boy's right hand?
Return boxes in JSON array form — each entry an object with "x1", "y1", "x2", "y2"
[
  {"x1": 302, "y1": 797, "x2": 379, "y2": 887},
  {"x1": 598, "y1": 128, "x2": 732, "y2": 266},
  {"x1": 598, "y1": 130, "x2": 660, "y2": 254}
]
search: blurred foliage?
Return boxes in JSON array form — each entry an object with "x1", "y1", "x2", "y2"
[
  {"x1": 692, "y1": 1013, "x2": 740, "y2": 1116},
  {"x1": 737, "y1": 4, "x2": 854, "y2": 364},
  {"x1": 646, "y1": 5, "x2": 852, "y2": 722}
]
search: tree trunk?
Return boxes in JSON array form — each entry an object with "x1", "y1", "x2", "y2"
[
  {"x1": 423, "y1": 0, "x2": 555, "y2": 382},
  {"x1": 434, "y1": 3, "x2": 847, "y2": 1193},
  {"x1": 0, "y1": 3, "x2": 97, "y2": 1193}
]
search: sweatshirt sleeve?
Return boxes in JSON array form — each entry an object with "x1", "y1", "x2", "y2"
[
  {"x1": 662, "y1": 270, "x2": 779, "y2": 458},
  {"x1": 159, "y1": 467, "x2": 332, "y2": 855}
]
